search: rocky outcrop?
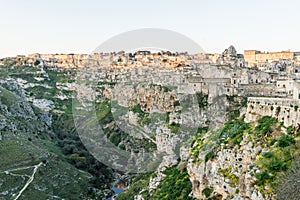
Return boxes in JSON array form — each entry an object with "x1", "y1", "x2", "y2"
[
  {"x1": 187, "y1": 99, "x2": 300, "y2": 200},
  {"x1": 112, "y1": 84, "x2": 176, "y2": 113},
  {"x1": 187, "y1": 133, "x2": 267, "y2": 199},
  {"x1": 0, "y1": 80, "x2": 53, "y2": 136}
]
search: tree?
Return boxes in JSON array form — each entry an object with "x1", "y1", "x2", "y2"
[{"x1": 34, "y1": 60, "x2": 40, "y2": 66}]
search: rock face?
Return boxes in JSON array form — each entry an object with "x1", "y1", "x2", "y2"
[
  {"x1": 187, "y1": 133, "x2": 267, "y2": 200},
  {"x1": 0, "y1": 80, "x2": 53, "y2": 136},
  {"x1": 186, "y1": 101, "x2": 300, "y2": 200},
  {"x1": 112, "y1": 84, "x2": 176, "y2": 113}
]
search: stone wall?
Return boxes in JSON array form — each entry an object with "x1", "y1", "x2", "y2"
[
  {"x1": 244, "y1": 50, "x2": 294, "y2": 67},
  {"x1": 238, "y1": 84, "x2": 280, "y2": 97},
  {"x1": 245, "y1": 97, "x2": 300, "y2": 127},
  {"x1": 293, "y1": 81, "x2": 300, "y2": 100}
]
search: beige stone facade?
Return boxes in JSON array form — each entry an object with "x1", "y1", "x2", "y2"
[{"x1": 244, "y1": 50, "x2": 294, "y2": 67}]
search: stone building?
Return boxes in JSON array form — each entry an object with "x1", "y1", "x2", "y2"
[
  {"x1": 244, "y1": 50, "x2": 294, "y2": 67},
  {"x1": 293, "y1": 80, "x2": 300, "y2": 100}
]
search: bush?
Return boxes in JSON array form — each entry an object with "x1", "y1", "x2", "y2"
[
  {"x1": 34, "y1": 60, "x2": 40, "y2": 66},
  {"x1": 267, "y1": 160, "x2": 287, "y2": 171},
  {"x1": 227, "y1": 109, "x2": 240, "y2": 120},
  {"x1": 196, "y1": 92, "x2": 208, "y2": 109},
  {"x1": 131, "y1": 104, "x2": 144, "y2": 115},
  {"x1": 197, "y1": 127, "x2": 208, "y2": 134},
  {"x1": 269, "y1": 139, "x2": 276, "y2": 146},
  {"x1": 205, "y1": 151, "x2": 215, "y2": 163},
  {"x1": 275, "y1": 107, "x2": 281, "y2": 116},
  {"x1": 277, "y1": 135, "x2": 295, "y2": 148},
  {"x1": 262, "y1": 151, "x2": 273, "y2": 158},
  {"x1": 255, "y1": 171, "x2": 274, "y2": 186},
  {"x1": 202, "y1": 187, "x2": 213, "y2": 198},
  {"x1": 173, "y1": 100, "x2": 180, "y2": 107},
  {"x1": 116, "y1": 173, "x2": 152, "y2": 200},
  {"x1": 219, "y1": 119, "x2": 249, "y2": 146},
  {"x1": 255, "y1": 116, "x2": 277, "y2": 136},
  {"x1": 286, "y1": 126, "x2": 295, "y2": 135},
  {"x1": 108, "y1": 131, "x2": 121, "y2": 146},
  {"x1": 151, "y1": 167, "x2": 194, "y2": 200},
  {"x1": 168, "y1": 122, "x2": 180, "y2": 134}
]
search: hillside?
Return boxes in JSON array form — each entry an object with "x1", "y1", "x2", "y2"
[
  {"x1": 0, "y1": 55, "x2": 299, "y2": 200},
  {"x1": 0, "y1": 66, "x2": 113, "y2": 199}
]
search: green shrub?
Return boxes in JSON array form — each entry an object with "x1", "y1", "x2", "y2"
[
  {"x1": 131, "y1": 104, "x2": 145, "y2": 116},
  {"x1": 255, "y1": 171, "x2": 274, "y2": 186},
  {"x1": 262, "y1": 151, "x2": 273, "y2": 158},
  {"x1": 151, "y1": 167, "x2": 194, "y2": 200},
  {"x1": 202, "y1": 187, "x2": 213, "y2": 198},
  {"x1": 205, "y1": 151, "x2": 215, "y2": 163},
  {"x1": 116, "y1": 173, "x2": 152, "y2": 200},
  {"x1": 269, "y1": 139, "x2": 276, "y2": 146},
  {"x1": 255, "y1": 116, "x2": 277, "y2": 136},
  {"x1": 168, "y1": 122, "x2": 180, "y2": 134},
  {"x1": 275, "y1": 106, "x2": 281, "y2": 116},
  {"x1": 277, "y1": 135, "x2": 295, "y2": 148},
  {"x1": 286, "y1": 126, "x2": 295, "y2": 135},
  {"x1": 227, "y1": 109, "x2": 240, "y2": 120},
  {"x1": 173, "y1": 100, "x2": 180, "y2": 107},
  {"x1": 267, "y1": 160, "x2": 287, "y2": 171},
  {"x1": 219, "y1": 119, "x2": 249, "y2": 146},
  {"x1": 217, "y1": 167, "x2": 239, "y2": 187},
  {"x1": 108, "y1": 131, "x2": 122, "y2": 146},
  {"x1": 196, "y1": 92, "x2": 208, "y2": 109},
  {"x1": 34, "y1": 60, "x2": 40, "y2": 66},
  {"x1": 197, "y1": 127, "x2": 208, "y2": 134}
]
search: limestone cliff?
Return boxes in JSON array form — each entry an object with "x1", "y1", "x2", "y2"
[{"x1": 187, "y1": 113, "x2": 299, "y2": 200}]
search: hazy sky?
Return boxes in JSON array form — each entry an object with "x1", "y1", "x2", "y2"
[{"x1": 1, "y1": 0, "x2": 300, "y2": 58}]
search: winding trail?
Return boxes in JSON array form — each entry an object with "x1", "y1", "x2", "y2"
[{"x1": 1, "y1": 162, "x2": 43, "y2": 200}]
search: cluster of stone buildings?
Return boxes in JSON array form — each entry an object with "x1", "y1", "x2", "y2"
[{"x1": 1, "y1": 46, "x2": 300, "y2": 101}]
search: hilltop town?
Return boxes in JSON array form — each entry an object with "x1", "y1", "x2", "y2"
[
  {"x1": 1, "y1": 45, "x2": 300, "y2": 105},
  {"x1": 0, "y1": 46, "x2": 300, "y2": 200},
  {"x1": 2, "y1": 46, "x2": 300, "y2": 129},
  {"x1": 2, "y1": 46, "x2": 300, "y2": 128}
]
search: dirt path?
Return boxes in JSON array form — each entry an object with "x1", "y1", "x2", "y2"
[{"x1": 0, "y1": 162, "x2": 43, "y2": 200}]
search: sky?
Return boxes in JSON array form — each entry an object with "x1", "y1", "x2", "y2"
[{"x1": 1, "y1": 0, "x2": 300, "y2": 58}]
